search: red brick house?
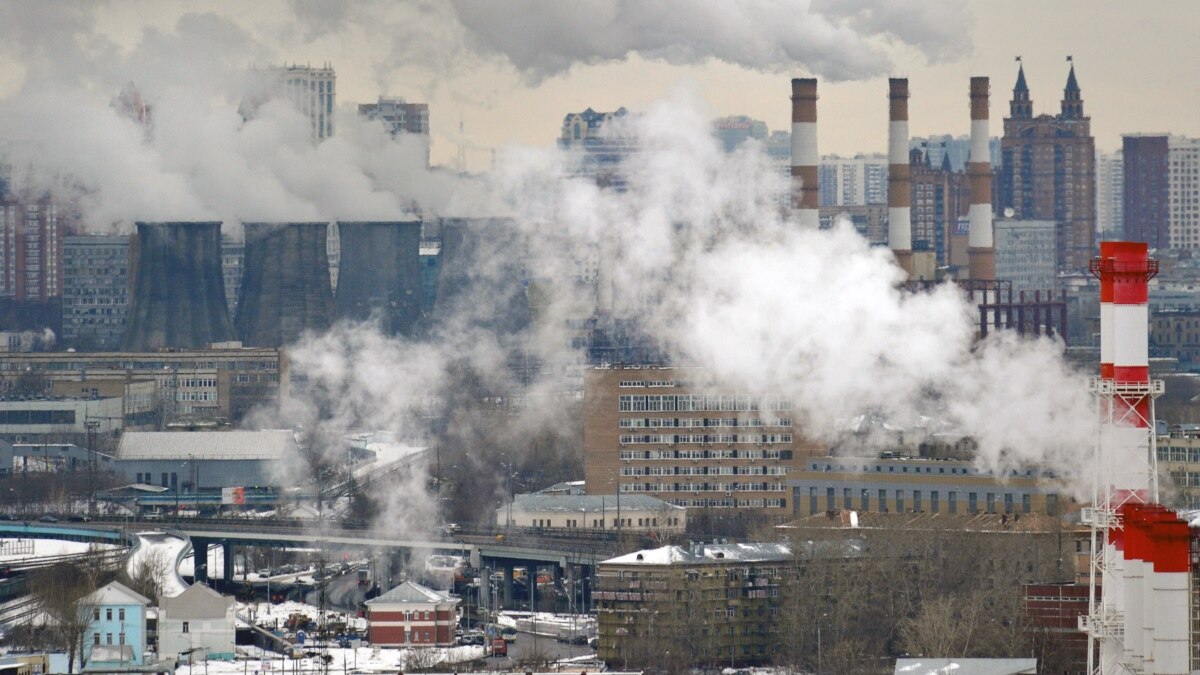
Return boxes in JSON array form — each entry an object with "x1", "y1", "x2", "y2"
[{"x1": 365, "y1": 581, "x2": 460, "y2": 647}]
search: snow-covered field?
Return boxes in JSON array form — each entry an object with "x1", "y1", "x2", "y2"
[
  {"x1": 237, "y1": 600, "x2": 367, "y2": 634},
  {"x1": 0, "y1": 538, "x2": 118, "y2": 562},
  {"x1": 180, "y1": 645, "x2": 485, "y2": 674},
  {"x1": 495, "y1": 611, "x2": 596, "y2": 638}
]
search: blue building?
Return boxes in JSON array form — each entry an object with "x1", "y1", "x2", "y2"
[{"x1": 83, "y1": 581, "x2": 150, "y2": 668}]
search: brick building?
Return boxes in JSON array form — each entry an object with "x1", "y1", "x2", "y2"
[
  {"x1": 999, "y1": 63, "x2": 1096, "y2": 274},
  {"x1": 595, "y1": 542, "x2": 791, "y2": 667},
  {"x1": 1123, "y1": 135, "x2": 1170, "y2": 250},
  {"x1": 1, "y1": 196, "x2": 64, "y2": 302},
  {"x1": 583, "y1": 366, "x2": 826, "y2": 520},
  {"x1": 909, "y1": 147, "x2": 971, "y2": 269},
  {"x1": 365, "y1": 581, "x2": 459, "y2": 647}
]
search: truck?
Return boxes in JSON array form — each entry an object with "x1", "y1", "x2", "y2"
[
  {"x1": 356, "y1": 568, "x2": 372, "y2": 587},
  {"x1": 490, "y1": 638, "x2": 508, "y2": 657}
]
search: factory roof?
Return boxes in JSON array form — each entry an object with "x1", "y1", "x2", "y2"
[
  {"x1": 603, "y1": 542, "x2": 791, "y2": 566},
  {"x1": 781, "y1": 510, "x2": 1083, "y2": 534},
  {"x1": 116, "y1": 430, "x2": 298, "y2": 461},
  {"x1": 507, "y1": 493, "x2": 684, "y2": 514},
  {"x1": 895, "y1": 658, "x2": 1037, "y2": 675}
]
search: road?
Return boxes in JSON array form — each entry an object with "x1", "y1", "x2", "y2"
[
  {"x1": 487, "y1": 631, "x2": 597, "y2": 668},
  {"x1": 304, "y1": 566, "x2": 367, "y2": 613}
]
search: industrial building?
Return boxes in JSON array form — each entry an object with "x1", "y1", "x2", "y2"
[
  {"x1": 0, "y1": 395, "x2": 124, "y2": 445},
  {"x1": 993, "y1": 219, "x2": 1058, "y2": 294},
  {"x1": 788, "y1": 456, "x2": 1071, "y2": 518},
  {"x1": 496, "y1": 493, "x2": 686, "y2": 533},
  {"x1": 595, "y1": 542, "x2": 791, "y2": 667},
  {"x1": 112, "y1": 430, "x2": 298, "y2": 492},
  {"x1": 0, "y1": 347, "x2": 285, "y2": 423},
  {"x1": 235, "y1": 222, "x2": 334, "y2": 347},
  {"x1": 334, "y1": 221, "x2": 422, "y2": 336},
  {"x1": 584, "y1": 365, "x2": 824, "y2": 519}
]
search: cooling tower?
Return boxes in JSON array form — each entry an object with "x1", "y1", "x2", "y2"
[
  {"x1": 234, "y1": 222, "x2": 335, "y2": 347},
  {"x1": 334, "y1": 221, "x2": 422, "y2": 335},
  {"x1": 122, "y1": 221, "x2": 236, "y2": 350},
  {"x1": 431, "y1": 218, "x2": 531, "y2": 339}
]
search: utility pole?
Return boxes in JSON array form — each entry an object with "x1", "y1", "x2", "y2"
[{"x1": 85, "y1": 418, "x2": 100, "y2": 516}]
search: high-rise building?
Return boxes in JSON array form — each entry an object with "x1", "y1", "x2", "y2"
[
  {"x1": 818, "y1": 154, "x2": 888, "y2": 206},
  {"x1": 1122, "y1": 135, "x2": 1170, "y2": 250},
  {"x1": 712, "y1": 115, "x2": 768, "y2": 152},
  {"x1": 1168, "y1": 136, "x2": 1200, "y2": 249},
  {"x1": 999, "y1": 62, "x2": 1096, "y2": 273},
  {"x1": 909, "y1": 147, "x2": 971, "y2": 269},
  {"x1": 61, "y1": 235, "x2": 130, "y2": 350},
  {"x1": 994, "y1": 219, "x2": 1058, "y2": 295},
  {"x1": 1096, "y1": 150, "x2": 1124, "y2": 238},
  {"x1": 358, "y1": 97, "x2": 430, "y2": 166},
  {"x1": 0, "y1": 196, "x2": 64, "y2": 302},
  {"x1": 242, "y1": 64, "x2": 336, "y2": 141},
  {"x1": 909, "y1": 134, "x2": 1001, "y2": 174},
  {"x1": 559, "y1": 107, "x2": 636, "y2": 189}
]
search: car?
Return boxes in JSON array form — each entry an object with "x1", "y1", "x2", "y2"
[
  {"x1": 67, "y1": 514, "x2": 91, "y2": 522},
  {"x1": 257, "y1": 569, "x2": 270, "y2": 578},
  {"x1": 490, "y1": 638, "x2": 507, "y2": 657},
  {"x1": 0, "y1": 513, "x2": 15, "y2": 521},
  {"x1": 38, "y1": 515, "x2": 58, "y2": 523}
]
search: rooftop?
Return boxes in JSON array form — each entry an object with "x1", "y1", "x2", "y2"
[
  {"x1": 781, "y1": 510, "x2": 1083, "y2": 534},
  {"x1": 604, "y1": 542, "x2": 791, "y2": 566},
  {"x1": 507, "y1": 493, "x2": 684, "y2": 514},
  {"x1": 366, "y1": 580, "x2": 458, "y2": 606},
  {"x1": 116, "y1": 430, "x2": 298, "y2": 461}
]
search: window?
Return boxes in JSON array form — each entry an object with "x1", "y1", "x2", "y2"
[
  {"x1": 843, "y1": 488, "x2": 852, "y2": 510},
  {"x1": 106, "y1": 633, "x2": 112, "y2": 645},
  {"x1": 913, "y1": 490, "x2": 922, "y2": 512},
  {"x1": 930, "y1": 491, "x2": 939, "y2": 513},
  {"x1": 809, "y1": 487, "x2": 817, "y2": 514},
  {"x1": 895, "y1": 490, "x2": 905, "y2": 512},
  {"x1": 94, "y1": 633, "x2": 100, "y2": 646},
  {"x1": 879, "y1": 489, "x2": 887, "y2": 512},
  {"x1": 119, "y1": 608, "x2": 125, "y2": 621},
  {"x1": 182, "y1": 622, "x2": 189, "y2": 634},
  {"x1": 948, "y1": 491, "x2": 957, "y2": 514},
  {"x1": 969, "y1": 492, "x2": 978, "y2": 514},
  {"x1": 106, "y1": 609, "x2": 112, "y2": 621},
  {"x1": 1022, "y1": 494, "x2": 1032, "y2": 514},
  {"x1": 94, "y1": 609, "x2": 100, "y2": 621},
  {"x1": 826, "y1": 487, "x2": 834, "y2": 509},
  {"x1": 119, "y1": 633, "x2": 125, "y2": 645},
  {"x1": 987, "y1": 493, "x2": 996, "y2": 514}
]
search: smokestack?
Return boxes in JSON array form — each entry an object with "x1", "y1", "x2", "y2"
[
  {"x1": 234, "y1": 222, "x2": 335, "y2": 347},
  {"x1": 790, "y1": 78, "x2": 819, "y2": 229},
  {"x1": 887, "y1": 78, "x2": 912, "y2": 276},
  {"x1": 122, "y1": 222, "x2": 236, "y2": 350},
  {"x1": 967, "y1": 77, "x2": 994, "y2": 280},
  {"x1": 334, "y1": 221, "x2": 422, "y2": 336},
  {"x1": 1148, "y1": 508, "x2": 1190, "y2": 674}
]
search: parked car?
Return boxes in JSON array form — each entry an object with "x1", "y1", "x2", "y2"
[
  {"x1": 490, "y1": 638, "x2": 508, "y2": 657},
  {"x1": 0, "y1": 513, "x2": 15, "y2": 521},
  {"x1": 67, "y1": 514, "x2": 91, "y2": 522},
  {"x1": 38, "y1": 514, "x2": 58, "y2": 523}
]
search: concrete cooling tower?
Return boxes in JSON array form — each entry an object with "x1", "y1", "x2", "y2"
[
  {"x1": 234, "y1": 222, "x2": 335, "y2": 347},
  {"x1": 432, "y1": 218, "x2": 531, "y2": 338},
  {"x1": 122, "y1": 221, "x2": 236, "y2": 350},
  {"x1": 334, "y1": 221, "x2": 422, "y2": 335}
]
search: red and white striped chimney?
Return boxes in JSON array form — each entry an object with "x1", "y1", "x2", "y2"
[
  {"x1": 967, "y1": 77, "x2": 994, "y2": 280},
  {"x1": 791, "y1": 78, "x2": 819, "y2": 229},
  {"x1": 1148, "y1": 509, "x2": 1190, "y2": 674},
  {"x1": 887, "y1": 78, "x2": 912, "y2": 277},
  {"x1": 1120, "y1": 503, "x2": 1147, "y2": 668}
]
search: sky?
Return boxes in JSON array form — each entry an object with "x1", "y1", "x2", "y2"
[
  {"x1": 0, "y1": 0, "x2": 1196, "y2": 170},
  {"x1": 0, "y1": 1, "x2": 1195, "y2": 170}
]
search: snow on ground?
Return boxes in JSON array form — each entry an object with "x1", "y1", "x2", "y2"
[
  {"x1": 179, "y1": 645, "x2": 485, "y2": 675},
  {"x1": 496, "y1": 611, "x2": 595, "y2": 638},
  {"x1": 0, "y1": 538, "x2": 117, "y2": 562},
  {"x1": 238, "y1": 601, "x2": 367, "y2": 634},
  {"x1": 178, "y1": 540, "x2": 230, "y2": 580},
  {"x1": 126, "y1": 531, "x2": 189, "y2": 597}
]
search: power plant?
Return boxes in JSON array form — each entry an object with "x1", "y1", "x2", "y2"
[
  {"x1": 334, "y1": 221, "x2": 423, "y2": 336},
  {"x1": 122, "y1": 221, "x2": 237, "y2": 350},
  {"x1": 968, "y1": 76, "x2": 995, "y2": 281},
  {"x1": 234, "y1": 222, "x2": 335, "y2": 347},
  {"x1": 887, "y1": 78, "x2": 912, "y2": 278},
  {"x1": 789, "y1": 78, "x2": 819, "y2": 229}
]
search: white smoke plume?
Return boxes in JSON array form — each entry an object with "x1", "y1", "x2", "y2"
[{"x1": 450, "y1": 0, "x2": 971, "y2": 83}]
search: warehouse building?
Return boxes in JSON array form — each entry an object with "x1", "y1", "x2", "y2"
[{"x1": 112, "y1": 430, "x2": 298, "y2": 493}]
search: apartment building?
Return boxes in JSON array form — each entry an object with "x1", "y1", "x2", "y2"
[
  {"x1": 595, "y1": 542, "x2": 791, "y2": 667},
  {"x1": 584, "y1": 366, "x2": 826, "y2": 519}
]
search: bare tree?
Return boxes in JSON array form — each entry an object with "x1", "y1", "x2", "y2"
[
  {"x1": 123, "y1": 546, "x2": 172, "y2": 603},
  {"x1": 31, "y1": 562, "x2": 111, "y2": 672}
]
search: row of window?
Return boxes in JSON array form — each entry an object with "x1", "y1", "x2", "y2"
[
  {"x1": 807, "y1": 486, "x2": 1053, "y2": 515},
  {"x1": 618, "y1": 380, "x2": 677, "y2": 388},
  {"x1": 667, "y1": 498, "x2": 786, "y2": 509},
  {"x1": 624, "y1": 482, "x2": 786, "y2": 493},
  {"x1": 621, "y1": 465, "x2": 787, "y2": 476},
  {"x1": 620, "y1": 449, "x2": 788, "y2": 460},
  {"x1": 618, "y1": 394, "x2": 791, "y2": 413},
  {"x1": 620, "y1": 417, "x2": 791, "y2": 429},
  {"x1": 619, "y1": 434, "x2": 793, "y2": 445}
]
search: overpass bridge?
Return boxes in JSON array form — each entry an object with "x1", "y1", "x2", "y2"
[{"x1": 1, "y1": 517, "x2": 635, "y2": 607}]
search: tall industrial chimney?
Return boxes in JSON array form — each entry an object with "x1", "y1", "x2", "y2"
[
  {"x1": 234, "y1": 222, "x2": 335, "y2": 347},
  {"x1": 334, "y1": 221, "x2": 422, "y2": 335},
  {"x1": 887, "y1": 78, "x2": 912, "y2": 276},
  {"x1": 967, "y1": 77, "x2": 995, "y2": 280},
  {"x1": 122, "y1": 222, "x2": 236, "y2": 350},
  {"x1": 790, "y1": 78, "x2": 819, "y2": 229}
]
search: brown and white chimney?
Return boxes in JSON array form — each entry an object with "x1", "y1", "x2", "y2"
[
  {"x1": 968, "y1": 76, "x2": 995, "y2": 280},
  {"x1": 887, "y1": 78, "x2": 912, "y2": 276},
  {"x1": 791, "y1": 78, "x2": 819, "y2": 229}
]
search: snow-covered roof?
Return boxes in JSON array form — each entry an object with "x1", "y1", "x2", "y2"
[
  {"x1": 366, "y1": 580, "x2": 459, "y2": 606},
  {"x1": 603, "y1": 542, "x2": 791, "y2": 565},
  {"x1": 895, "y1": 658, "x2": 1037, "y2": 675},
  {"x1": 116, "y1": 430, "x2": 298, "y2": 461},
  {"x1": 160, "y1": 583, "x2": 233, "y2": 620},
  {"x1": 86, "y1": 580, "x2": 151, "y2": 607}
]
